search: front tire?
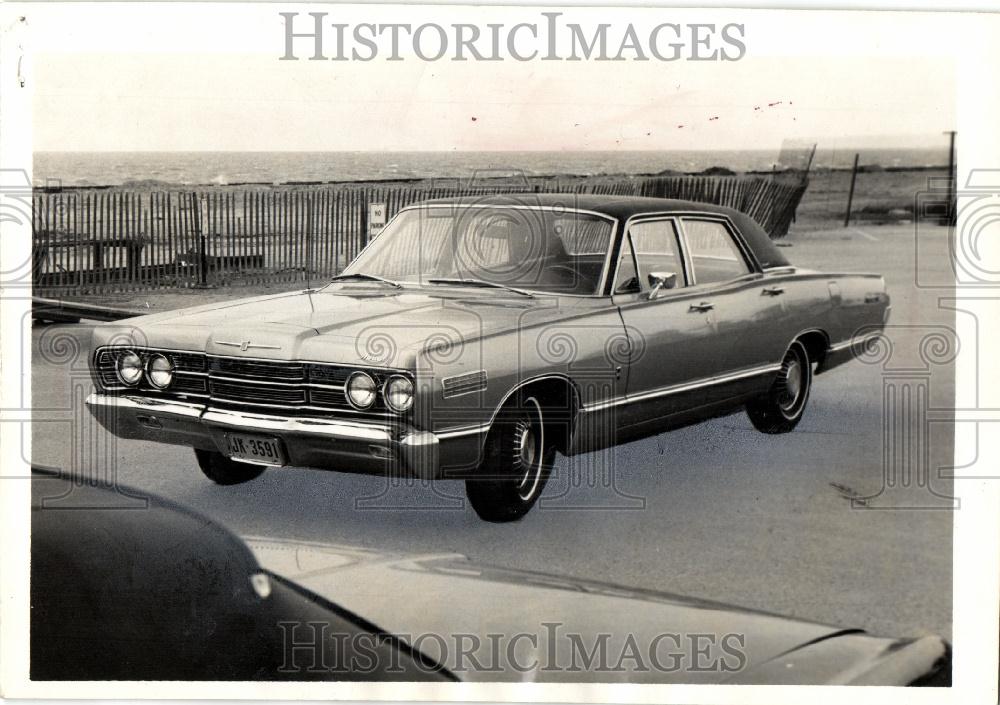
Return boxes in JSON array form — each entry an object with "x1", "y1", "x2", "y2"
[
  {"x1": 466, "y1": 394, "x2": 555, "y2": 522},
  {"x1": 195, "y1": 449, "x2": 267, "y2": 486},
  {"x1": 746, "y1": 340, "x2": 812, "y2": 434}
]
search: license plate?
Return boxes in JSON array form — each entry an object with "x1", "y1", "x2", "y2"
[{"x1": 224, "y1": 433, "x2": 287, "y2": 466}]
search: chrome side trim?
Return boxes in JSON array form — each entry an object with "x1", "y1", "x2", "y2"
[
  {"x1": 436, "y1": 424, "x2": 491, "y2": 440},
  {"x1": 582, "y1": 363, "x2": 781, "y2": 413},
  {"x1": 828, "y1": 332, "x2": 882, "y2": 353},
  {"x1": 486, "y1": 373, "x2": 582, "y2": 435}
]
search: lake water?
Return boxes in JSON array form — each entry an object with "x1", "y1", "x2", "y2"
[{"x1": 33, "y1": 148, "x2": 948, "y2": 188}]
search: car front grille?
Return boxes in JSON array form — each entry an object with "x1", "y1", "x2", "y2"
[
  {"x1": 94, "y1": 347, "x2": 408, "y2": 420},
  {"x1": 211, "y1": 357, "x2": 306, "y2": 381},
  {"x1": 209, "y1": 380, "x2": 308, "y2": 406},
  {"x1": 93, "y1": 348, "x2": 208, "y2": 399}
]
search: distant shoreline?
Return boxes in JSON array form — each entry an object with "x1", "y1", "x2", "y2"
[{"x1": 32, "y1": 163, "x2": 949, "y2": 193}]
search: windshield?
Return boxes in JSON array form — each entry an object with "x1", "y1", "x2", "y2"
[{"x1": 341, "y1": 206, "x2": 615, "y2": 295}]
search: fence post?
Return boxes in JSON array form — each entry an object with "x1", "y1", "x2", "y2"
[
  {"x1": 305, "y1": 193, "x2": 313, "y2": 289},
  {"x1": 844, "y1": 153, "x2": 860, "y2": 228},
  {"x1": 193, "y1": 193, "x2": 213, "y2": 289},
  {"x1": 360, "y1": 192, "x2": 369, "y2": 249}
]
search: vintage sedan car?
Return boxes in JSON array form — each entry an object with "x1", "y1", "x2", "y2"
[
  {"x1": 86, "y1": 195, "x2": 890, "y2": 521},
  {"x1": 32, "y1": 470, "x2": 949, "y2": 684}
]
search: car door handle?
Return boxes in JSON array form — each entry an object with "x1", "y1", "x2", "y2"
[
  {"x1": 688, "y1": 302, "x2": 714, "y2": 312},
  {"x1": 762, "y1": 286, "x2": 785, "y2": 296}
]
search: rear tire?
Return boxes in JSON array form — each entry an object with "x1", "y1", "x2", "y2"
[
  {"x1": 746, "y1": 340, "x2": 812, "y2": 434},
  {"x1": 195, "y1": 449, "x2": 267, "y2": 486},
  {"x1": 466, "y1": 394, "x2": 555, "y2": 522}
]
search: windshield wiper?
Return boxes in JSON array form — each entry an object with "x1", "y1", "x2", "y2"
[
  {"x1": 328, "y1": 273, "x2": 403, "y2": 289},
  {"x1": 426, "y1": 278, "x2": 535, "y2": 298}
]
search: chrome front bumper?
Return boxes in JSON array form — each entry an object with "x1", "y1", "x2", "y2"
[{"x1": 85, "y1": 393, "x2": 445, "y2": 479}]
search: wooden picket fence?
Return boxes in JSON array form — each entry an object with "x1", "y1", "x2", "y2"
[{"x1": 32, "y1": 173, "x2": 808, "y2": 296}]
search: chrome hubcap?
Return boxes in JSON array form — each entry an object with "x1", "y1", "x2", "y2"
[
  {"x1": 777, "y1": 351, "x2": 806, "y2": 413},
  {"x1": 515, "y1": 397, "x2": 544, "y2": 501},
  {"x1": 784, "y1": 360, "x2": 802, "y2": 401},
  {"x1": 517, "y1": 427, "x2": 536, "y2": 472}
]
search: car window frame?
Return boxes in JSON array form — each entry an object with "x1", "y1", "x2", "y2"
[
  {"x1": 676, "y1": 215, "x2": 759, "y2": 287},
  {"x1": 608, "y1": 211, "x2": 766, "y2": 299},
  {"x1": 619, "y1": 216, "x2": 691, "y2": 294}
]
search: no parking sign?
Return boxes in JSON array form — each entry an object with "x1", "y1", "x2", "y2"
[{"x1": 368, "y1": 202, "x2": 387, "y2": 238}]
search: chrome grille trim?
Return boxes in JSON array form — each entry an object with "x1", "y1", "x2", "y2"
[
  {"x1": 211, "y1": 357, "x2": 305, "y2": 379},
  {"x1": 207, "y1": 374, "x2": 345, "y2": 391},
  {"x1": 201, "y1": 398, "x2": 397, "y2": 416},
  {"x1": 94, "y1": 346, "x2": 412, "y2": 418}
]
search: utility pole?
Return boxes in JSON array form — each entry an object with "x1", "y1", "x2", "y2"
[{"x1": 943, "y1": 130, "x2": 957, "y2": 227}]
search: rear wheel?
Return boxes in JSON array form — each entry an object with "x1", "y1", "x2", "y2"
[
  {"x1": 746, "y1": 340, "x2": 812, "y2": 434},
  {"x1": 466, "y1": 394, "x2": 554, "y2": 522},
  {"x1": 195, "y1": 449, "x2": 267, "y2": 486}
]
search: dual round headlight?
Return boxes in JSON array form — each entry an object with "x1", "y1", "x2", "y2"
[
  {"x1": 146, "y1": 354, "x2": 175, "y2": 389},
  {"x1": 116, "y1": 351, "x2": 144, "y2": 386},
  {"x1": 384, "y1": 375, "x2": 414, "y2": 413},
  {"x1": 346, "y1": 372, "x2": 378, "y2": 409},
  {"x1": 115, "y1": 351, "x2": 174, "y2": 389},
  {"x1": 346, "y1": 371, "x2": 413, "y2": 413}
]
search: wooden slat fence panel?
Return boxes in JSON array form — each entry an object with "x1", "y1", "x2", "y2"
[{"x1": 32, "y1": 173, "x2": 807, "y2": 296}]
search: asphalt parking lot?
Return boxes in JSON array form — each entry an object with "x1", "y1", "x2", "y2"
[{"x1": 30, "y1": 223, "x2": 955, "y2": 643}]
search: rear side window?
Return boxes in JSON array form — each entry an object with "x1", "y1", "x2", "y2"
[{"x1": 682, "y1": 219, "x2": 751, "y2": 285}]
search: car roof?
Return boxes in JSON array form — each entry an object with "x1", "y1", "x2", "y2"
[
  {"x1": 415, "y1": 193, "x2": 733, "y2": 219},
  {"x1": 412, "y1": 193, "x2": 791, "y2": 270}
]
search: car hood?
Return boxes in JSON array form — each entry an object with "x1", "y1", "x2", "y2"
[
  {"x1": 245, "y1": 537, "x2": 945, "y2": 684},
  {"x1": 95, "y1": 288, "x2": 572, "y2": 367}
]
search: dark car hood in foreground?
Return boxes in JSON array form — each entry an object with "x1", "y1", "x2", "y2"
[
  {"x1": 96, "y1": 287, "x2": 580, "y2": 367},
  {"x1": 246, "y1": 537, "x2": 950, "y2": 685},
  {"x1": 30, "y1": 473, "x2": 948, "y2": 685}
]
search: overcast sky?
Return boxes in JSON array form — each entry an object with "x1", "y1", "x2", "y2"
[{"x1": 28, "y1": 5, "x2": 956, "y2": 152}]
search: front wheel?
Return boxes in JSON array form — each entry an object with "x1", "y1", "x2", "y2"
[
  {"x1": 746, "y1": 340, "x2": 812, "y2": 434},
  {"x1": 195, "y1": 449, "x2": 267, "y2": 486},
  {"x1": 466, "y1": 395, "x2": 555, "y2": 522}
]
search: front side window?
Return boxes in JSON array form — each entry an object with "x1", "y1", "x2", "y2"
[
  {"x1": 341, "y1": 206, "x2": 615, "y2": 295},
  {"x1": 630, "y1": 220, "x2": 686, "y2": 290},
  {"x1": 682, "y1": 219, "x2": 751, "y2": 285}
]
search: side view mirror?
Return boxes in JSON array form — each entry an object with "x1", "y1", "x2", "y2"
[{"x1": 648, "y1": 271, "x2": 677, "y2": 299}]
